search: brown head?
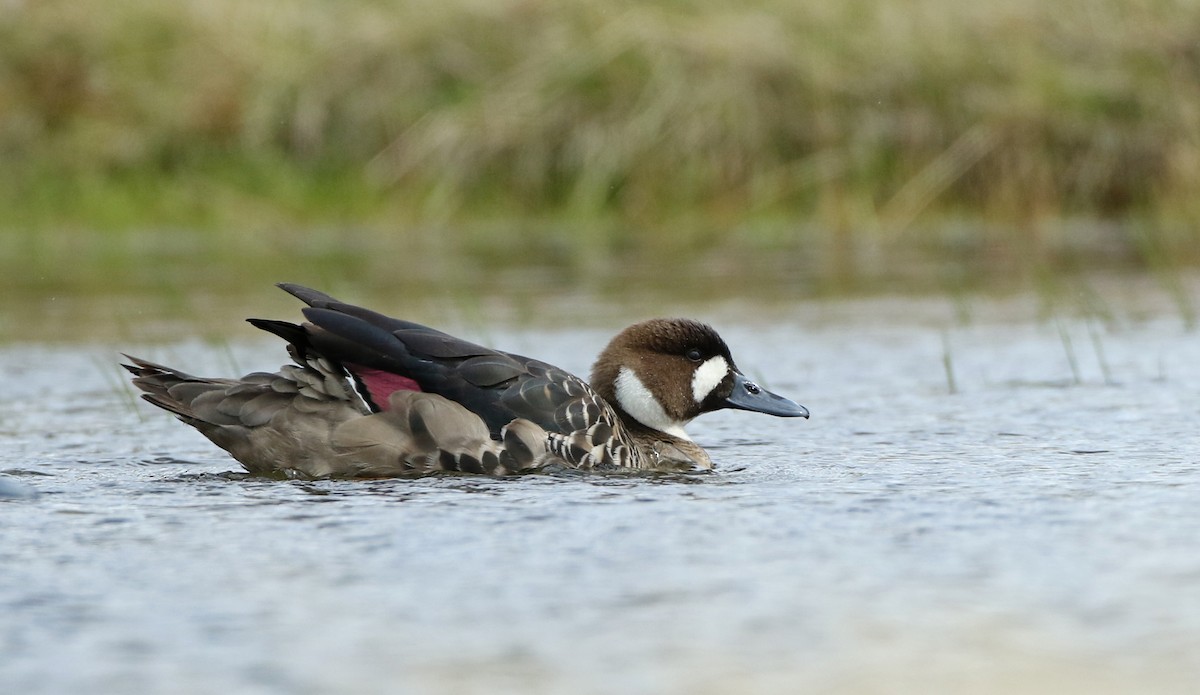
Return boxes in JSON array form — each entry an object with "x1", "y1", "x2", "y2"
[{"x1": 589, "y1": 318, "x2": 808, "y2": 440}]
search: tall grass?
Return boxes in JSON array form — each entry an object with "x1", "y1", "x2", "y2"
[{"x1": 3, "y1": 0, "x2": 1199, "y2": 293}]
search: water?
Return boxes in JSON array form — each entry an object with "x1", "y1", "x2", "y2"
[{"x1": 2, "y1": 291, "x2": 1198, "y2": 694}]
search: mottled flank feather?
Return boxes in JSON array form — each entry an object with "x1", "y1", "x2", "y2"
[
  {"x1": 330, "y1": 392, "x2": 559, "y2": 476},
  {"x1": 123, "y1": 354, "x2": 563, "y2": 478}
]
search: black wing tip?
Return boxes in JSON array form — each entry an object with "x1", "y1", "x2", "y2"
[
  {"x1": 247, "y1": 317, "x2": 307, "y2": 342},
  {"x1": 298, "y1": 305, "x2": 341, "y2": 327},
  {"x1": 276, "y1": 282, "x2": 341, "y2": 308}
]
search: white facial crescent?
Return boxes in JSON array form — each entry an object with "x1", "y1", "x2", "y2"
[
  {"x1": 614, "y1": 367, "x2": 692, "y2": 441},
  {"x1": 692, "y1": 356, "x2": 729, "y2": 403}
]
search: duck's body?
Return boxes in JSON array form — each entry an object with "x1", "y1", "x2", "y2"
[{"x1": 124, "y1": 284, "x2": 807, "y2": 478}]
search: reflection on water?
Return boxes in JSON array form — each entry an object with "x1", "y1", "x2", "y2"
[{"x1": 2, "y1": 288, "x2": 1199, "y2": 694}]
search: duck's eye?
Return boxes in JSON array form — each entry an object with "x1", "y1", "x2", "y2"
[{"x1": 685, "y1": 348, "x2": 703, "y2": 362}]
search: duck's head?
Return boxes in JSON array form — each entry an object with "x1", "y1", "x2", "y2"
[{"x1": 590, "y1": 318, "x2": 808, "y2": 440}]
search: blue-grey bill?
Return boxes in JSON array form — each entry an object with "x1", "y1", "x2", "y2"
[{"x1": 724, "y1": 373, "x2": 809, "y2": 418}]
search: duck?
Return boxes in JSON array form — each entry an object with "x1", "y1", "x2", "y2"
[{"x1": 123, "y1": 283, "x2": 808, "y2": 478}]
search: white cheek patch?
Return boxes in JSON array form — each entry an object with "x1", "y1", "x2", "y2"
[
  {"x1": 691, "y1": 356, "x2": 729, "y2": 404},
  {"x1": 614, "y1": 367, "x2": 692, "y2": 441}
]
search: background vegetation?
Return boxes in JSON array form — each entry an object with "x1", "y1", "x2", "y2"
[{"x1": 3, "y1": 0, "x2": 1199, "y2": 301}]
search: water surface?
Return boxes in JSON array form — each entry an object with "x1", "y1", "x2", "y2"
[{"x1": 2, "y1": 291, "x2": 1198, "y2": 694}]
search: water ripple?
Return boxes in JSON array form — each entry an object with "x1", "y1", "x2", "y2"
[{"x1": 3, "y1": 309, "x2": 1200, "y2": 693}]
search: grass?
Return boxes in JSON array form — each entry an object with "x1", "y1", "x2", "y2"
[
  {"x1": 3, "y1": 0, "x2": 1200, "y2": 295},
  {"x1": 940, "y1": 329, "x2": 958, "y2": 395},
  {"x1": 1056, "y1": 317, "x2": 1083, "y2": 385},
  {"x1": 1085, "y1": 317, "x2": 1115, "y2": 386}
]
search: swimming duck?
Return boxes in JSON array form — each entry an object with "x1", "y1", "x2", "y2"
[{"x1": 124, "y1": 284, "x2": 808, "y2": 478}]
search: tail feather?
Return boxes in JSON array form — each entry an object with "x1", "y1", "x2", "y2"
[{"x1": 122, "y1": 355, "x2": 214, "y2": 424}]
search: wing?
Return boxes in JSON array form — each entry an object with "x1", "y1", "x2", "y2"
[{"x1": 276, "y1": 284, "x2": 625, "y2": 442}]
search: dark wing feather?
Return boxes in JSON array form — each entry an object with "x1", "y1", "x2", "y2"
[
  {"x1": 279, "y1": 283, "x2": 454, "y2": 337},
  {"x1": 277, "y1": 283, "x2": 341, "y2": 308},
  {"x1": 283, "y1": 288, "x2": 572, "y2": 437},
  {"x1": 457, "y1": 355, "x2": 529, "y2": 388},
  {"x1": 301, "y1": 308, "x2": 417, "y2": 368},
  {"x1": 493, "y1": 362, "x2": 637, "y2": 468},
  {"x1": 274, "y1": 285, "x2": 638, "y2": 464},
  {"x1": 394, "y1": 328, "x2": 493, "y2": 358}
]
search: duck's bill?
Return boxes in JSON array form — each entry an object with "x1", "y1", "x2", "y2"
[{"x1": 724, "y1": 373, "x2": 810, "y2": 418}]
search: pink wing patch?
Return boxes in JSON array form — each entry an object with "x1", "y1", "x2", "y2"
[{"x1": 347, "y1": 364, "x2": 421, "y2": 411}]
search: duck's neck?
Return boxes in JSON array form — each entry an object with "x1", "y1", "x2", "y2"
[
  {"x1": 610, "y1": 366, "x2": 693, "y2": 441},
  {"x1": 611, "y1": 406, "x2": 712, "y2": 470}
]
